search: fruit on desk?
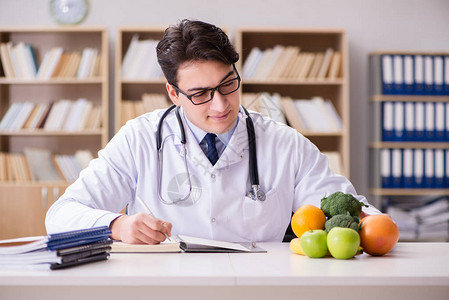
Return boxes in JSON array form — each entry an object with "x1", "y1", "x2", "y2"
[
  {"x1": 327, "y1": 227, "x2": 360, "y2": 259},
  {"x1": 359, "y1": 214, "x2": 399, "y2": 256},
  {"x1": 289, "y1": 238, "x2": 305, "y2": 255},
  {"x1": 291, "y1": 205, "x2": 326, "y2": 238},
  {"x1": 300, "y1": 230, "x2": 328, "y2": 258}
]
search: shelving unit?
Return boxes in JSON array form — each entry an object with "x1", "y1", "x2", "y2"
[
  {"x1": 0, "y1": 27, "x2": 108, "y2": 238},
  {"x1": 368, "y1": 51, "x2": 449, "y2": 242},
  {"x1": 115, "y1": 27, "x2": 168, "y2": 132},
  {"x1": 235, "y1": 28, "x2": 350, "y2": 177}
]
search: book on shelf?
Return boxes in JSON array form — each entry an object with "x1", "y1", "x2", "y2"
[
  {"x1": 242, "y1": 45, "x2": 342, "y2": 81},
  {"x1": 121, "y1": 93, "x2": 170, "y2": 126},
  {"x1": 111, "y1": 234, "x2": 266, "y2": 253},
  {"x1": 0, "y1": 41, "x2": 101, "y2": 80},
  {"x1": 0, "y1": 99, "x2": 101, "y2": 131},
  {"x1": 0, "y1": 226, "x2": 112, "y2": 270},
  {"x1": 121, "y1": 34, "x2": 163, "y2": 79},
  {"x1": 242, "y1": 92, "x2": 286, "y2": 124}
]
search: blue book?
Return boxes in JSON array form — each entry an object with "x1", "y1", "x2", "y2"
[
  {"x1": 424, "y1": 149, "x2": 435, "y2": 188},
  {"x1": 380, "y1": 149, "x2": 392, "y2": 188},
  {"x1": 403, "y1": 55, "x2": 415, "y2": 95},
  {"x1": 414, "y1": 55, "x2": 425, "y2": 95},
  {"x1": 381, "y1": 55, "x2": 395, "y2": 95},
  {"x1": 404, "y1": 102, "x2": 415, "y2": 141},
  {"x1": 382, "y1": 102, "x2": 394, "y2": 141},
  {"x1": 402, "y1": 149, "x2": 414, "y2": 188},
  {"x1": 393, "y1": 55, "x2": 405, "y2": 95},
  {"x1": 424, "y1": 55, "x2": 435, "y2": 95},
  {"x1": 413, "y1": 149, "x2": 425, "y2": 188},
  {"x1": 434, "y1": 56, "x2": 445, "y2": 95},
  {"x1": 424, "y1": 102, "x2": 435, "y2": 141}
]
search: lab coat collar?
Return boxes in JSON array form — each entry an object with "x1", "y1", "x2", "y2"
[{"x1": 172, "y1": 106, "x2": 249, "y2": 170}]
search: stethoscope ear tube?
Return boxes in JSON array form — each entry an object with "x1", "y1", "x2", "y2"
[
  {"x1": 157, "y1": 104, "x2": 177, "y2": 151},
  {"x1": 242, "y1": 106, "x2": 259, "y2": 187}
]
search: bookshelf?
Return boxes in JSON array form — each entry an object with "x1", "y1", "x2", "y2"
[
  {"x1": 115, "y1": 27, "x2": 170, "y2": 132},
  {"x1": 368, "y1": 51, "x2": 449, "y2": 242},
  {"x1": 0, "y1": 27, "x2": 109, "y2": 238},
  {"x1": 235, "y1": 28, "x2": 350, "y2": 177}
]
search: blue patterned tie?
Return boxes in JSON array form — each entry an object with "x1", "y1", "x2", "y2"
[{"x1": 204, "y1": 133, "x2": 219, "y2": 165}]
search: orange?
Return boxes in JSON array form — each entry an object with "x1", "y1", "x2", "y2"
[
  {"x1": 359, "y1": 214, "x2": 399, "y2": 256},
  {"x1": 291, "y1": 205, "x2": 326, "y2": 238}
]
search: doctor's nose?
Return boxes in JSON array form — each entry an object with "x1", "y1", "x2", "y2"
[{"x1": 208, "y1": 91, "x2": 228, "y2": 112}]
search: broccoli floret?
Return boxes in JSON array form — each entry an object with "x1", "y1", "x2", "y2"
[
  {"x1": 324, "y1": 212, "x2": 360, "y2": 233},
  {"x1": 320, "y1": 191, "x2": 368, "y2": 218}
]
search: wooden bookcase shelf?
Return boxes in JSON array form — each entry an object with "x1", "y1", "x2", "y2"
[
  {"x1": 0, "y1": 27, "x2": 109, "y2": 238},
  {"x1": 235, "y1": 28, "x2": 350, "y2": 177}
]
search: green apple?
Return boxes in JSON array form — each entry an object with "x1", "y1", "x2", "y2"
[
  {"x1": 327, "y1": 227, "x2": 360, "y2": 259},
  {"x1": 299, "y1": 229, "x2": 328, "y2": 258}
]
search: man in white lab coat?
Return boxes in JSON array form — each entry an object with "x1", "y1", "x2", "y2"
[{"x1": 45, "y1": 19, "x2": 380, "y2": 244}]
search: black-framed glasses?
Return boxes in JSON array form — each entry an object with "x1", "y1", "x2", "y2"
[{"x1": 171, "y1": 64, "x2": 241, "y2": 105}]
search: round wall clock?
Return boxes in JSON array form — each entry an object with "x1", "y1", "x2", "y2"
[{"x1": 50, "y1": 0, "x2": 89, "y2": 25}]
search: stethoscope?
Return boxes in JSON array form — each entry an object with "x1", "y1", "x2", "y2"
[{"x1": 156, "y1": 104, "x2": 266, "y2": 205}]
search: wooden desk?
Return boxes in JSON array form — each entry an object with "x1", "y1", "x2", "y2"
[{"x1": 0, "y1": 243, "x2": 448, "y2": 300}]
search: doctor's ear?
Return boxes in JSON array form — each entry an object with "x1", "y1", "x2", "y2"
[{"x1": 166, "y1": 83, "x2": 181, "y2": 106}]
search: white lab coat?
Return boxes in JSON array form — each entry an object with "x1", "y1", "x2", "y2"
[{"x1": 46, "y1": 106, "x2": 380, "y2": 242}]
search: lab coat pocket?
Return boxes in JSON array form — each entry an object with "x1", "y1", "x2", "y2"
[{"x1": 242, "y1": 188, "x2": 283, "y2": 242}]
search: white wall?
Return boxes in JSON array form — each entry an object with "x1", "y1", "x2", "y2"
[{"x1": 1, "y1": 0, "x2": 449, "y2": 198}]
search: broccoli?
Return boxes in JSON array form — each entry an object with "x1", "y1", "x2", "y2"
[
  {"x1": 324, "y1": 212, "x2": 360, "y2": 233},
  {"x1": 320, "y1": 191, "x2": 368, "y2": 218}
]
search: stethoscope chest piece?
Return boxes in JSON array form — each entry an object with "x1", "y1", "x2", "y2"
[{"x1": 247, "y1": 185, "x2": 266, "y2": 201}]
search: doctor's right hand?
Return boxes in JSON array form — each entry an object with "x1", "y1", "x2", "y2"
[{"x1": 110, "y1": 213, "x2": 172, "y2": 245}]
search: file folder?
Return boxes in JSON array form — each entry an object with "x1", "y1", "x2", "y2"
[{"x1": 414, "y1": 55, "x2": 425, "y2": 95}]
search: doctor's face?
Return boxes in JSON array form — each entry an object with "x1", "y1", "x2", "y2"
[{"x1": 167, "y1": 60, "x2": 240, "y2": 134}]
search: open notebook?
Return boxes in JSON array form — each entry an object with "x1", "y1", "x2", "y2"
[{"x1": 111, "y1": 235, "x2": 266, "y2": 253}]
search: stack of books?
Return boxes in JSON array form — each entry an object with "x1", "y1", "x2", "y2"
[
  {"x1": 0, "y1": 226, "x2": 112, "y2": 270},
  {"x1": 387, "y1": 196, "x2": 449, "y2": 241}
]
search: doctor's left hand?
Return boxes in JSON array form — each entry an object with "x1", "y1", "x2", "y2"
[{"x1": 110, "y1": 213, "x2": 172, "y2": 245}]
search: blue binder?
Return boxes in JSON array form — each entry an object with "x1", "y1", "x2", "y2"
[
  {"x1": 413, "y1": 149, "x2": 425, "y2": 188},
  {"x1": 402, "y1": 149, "x2": 414, "y2": 188},
  {"x1": 434, "y1": 56, "x2": 445, "y2": 95},
  {"x1": 404, "y1": 102, "x2": 415, "y2": 141},
  {"x1": 414, "y1": 55, "x2": 425, "y2": 95},
  {"x1": 444, "y1": 56, "x2": 449, "y2": 96},
  {"x1": 393, "y1": 55, "x2": 405, "y2": 94},
  {"x1": 415, "y1": 102, "x2": 425, "y2": 141},
  {"x1": 403, "y1": 55, "x2": 415, "y2": 95},
  {"x1": 391, "y1": 149, "x2": 403, "y2": 188},
  {"x1": 434, "y1": 149, "x2": 445, "y2": 188},
  {"x1": 381, "y1": 55, "x2": 395, "y2": 95},
  {"x1": 381, "y1": 149, "x2": 392, "y2": 188},
  {"x1": 424, "y1": 102, "x2": 435, "y2": 141},
  {"x1": 424, "y1": 149, "x2": 435, "y2": 188},
  {"x1": 382, "y1": 102, "x2": 394, "y2": 141},
  {"x1": 424, "y1": 55, "x2": 435, "y2": 95}
]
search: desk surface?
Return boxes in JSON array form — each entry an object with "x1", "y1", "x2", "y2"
[{"x1": 1, "y1": 242, "x2": 449, "y2": 300}]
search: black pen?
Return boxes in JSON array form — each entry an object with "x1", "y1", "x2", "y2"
[{"x1": 136, "y1": 196, "x2": 172, "y2": 242}]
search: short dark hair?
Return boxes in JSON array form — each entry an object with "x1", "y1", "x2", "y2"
[{"x1": 156, "y1": 19, "x2": 239, "y2": 86}]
